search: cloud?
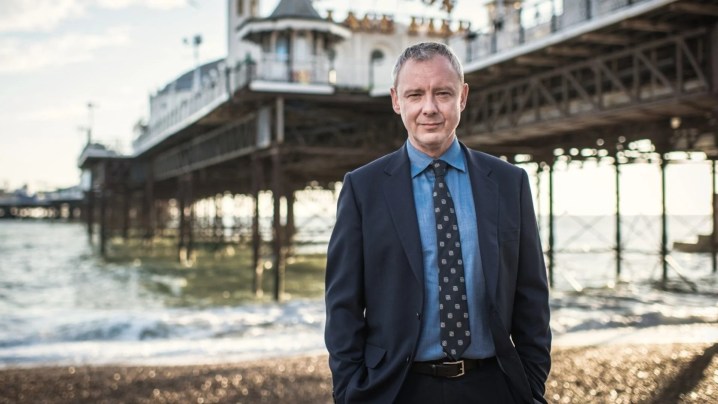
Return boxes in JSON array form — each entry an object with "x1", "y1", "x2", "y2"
[
  {"x1": 0, "y1": 0, "x2": 188, "y2": 33},
  {"x1": 0, "y1": 27, "x2": 131, "y2": 74},
  {"x1": 95, "y1": 0, "x2": 188, "y2": 10},
  {"x1": 0, "y1": 103, "x2": 86, "y2": 123},
  {"x1": 0, "y1": 0, "x2": 85, "y2": 32}
]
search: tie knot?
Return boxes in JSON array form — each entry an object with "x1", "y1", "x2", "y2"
[{"x1": 431, "y1": 160, "x2": 448, "y2": 178}]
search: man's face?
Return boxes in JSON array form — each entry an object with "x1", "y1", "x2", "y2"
[{"x1": 390, "y1": 55, "x2": 468, "y2": 158}]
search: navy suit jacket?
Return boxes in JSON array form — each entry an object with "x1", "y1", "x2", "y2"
[{"x1": 325, "y1": 142, "x2": 551, "y2": 403}]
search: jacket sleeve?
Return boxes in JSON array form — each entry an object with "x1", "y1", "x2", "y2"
[
  {"x1": 324, "y1": 173, "x2": 367, "y2": 403},
  {"x1": 512, "y1": 170, "x2": 552, "y2": 403}
]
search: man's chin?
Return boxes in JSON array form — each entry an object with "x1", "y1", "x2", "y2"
[
  {"x1": 409, "y1": 135, "x2": 453, "y2": 155},
  {"x1": 418, "y1": 133, "x2": 451, "y2": 144}
]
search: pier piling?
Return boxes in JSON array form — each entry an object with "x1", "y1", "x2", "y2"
[{"x1": 615, "y1": 149, "x2": 622, "y2": 282}]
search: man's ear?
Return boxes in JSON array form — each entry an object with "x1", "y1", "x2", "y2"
[
  {"x1": 460, "y1": 82, "x2": 469, "y2": 111},
  {"x1": 390, "y1": 88, "x2": 401, "y2": 114}
]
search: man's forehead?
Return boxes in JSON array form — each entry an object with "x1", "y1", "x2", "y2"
[
  {"x1": 395, "y1": 56, "x2": 462, "y2": 88},
  {"x1": 396, "y1": 55, "x2": 463, "y2": 88}
]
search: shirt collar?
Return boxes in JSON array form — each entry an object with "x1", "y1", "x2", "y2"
[{"x1": 406, "y1": 137, "x2": 466, "y2": 178}]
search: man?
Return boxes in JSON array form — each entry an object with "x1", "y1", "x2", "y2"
[{"x1": 325, "y1": 42, "x2": 551, "y2": 403}]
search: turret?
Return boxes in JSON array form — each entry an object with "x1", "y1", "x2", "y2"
[{"x1": 235, "y1": 0, "x2": 350, "y2": 85}]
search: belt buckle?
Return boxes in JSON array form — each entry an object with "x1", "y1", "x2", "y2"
[{"x1": 445, "y1": 360, "x2": 465, "y2": 378}]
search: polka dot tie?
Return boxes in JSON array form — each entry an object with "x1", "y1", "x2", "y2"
[{"x1": 431, "y1": 159, "x2": 470, "y2": 361}]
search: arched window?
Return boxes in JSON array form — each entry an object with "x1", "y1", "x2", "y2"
[
  {"x1": 369, "y1": 49, "x2": 385, "y2": 89},
  {"x1": 370, "y1": 49, "x2": 385, "y2": 63}
]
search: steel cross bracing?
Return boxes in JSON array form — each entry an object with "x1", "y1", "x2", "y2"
[
  {"x1": 460, "y1": 28, "x2": 713, "y2": 147},
  {"x1": 153, "y1": 113, "x2": 258, "y2": 182}
]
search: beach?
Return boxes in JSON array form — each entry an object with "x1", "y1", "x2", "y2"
[
  {"x1": 2, "y1": 222, "x2": 717, "y2": 403},
  {"x1": 1, "y1": 341, "x2": 717, "y2": 403}
]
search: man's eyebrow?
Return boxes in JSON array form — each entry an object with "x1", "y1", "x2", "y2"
[
  {"x1": 433, "y1": 86, "x2": 455, "y2": 93},
  {"x1": 401, "y1": 87, "x2": 424, "y2": 95},
  {"x1": 400, "y1": 85, "x2": 457, "y2": 96}
]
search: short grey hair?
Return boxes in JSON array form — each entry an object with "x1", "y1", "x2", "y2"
[{"x1": 392, "y1": 42, "x2": 464, "y2": 88}]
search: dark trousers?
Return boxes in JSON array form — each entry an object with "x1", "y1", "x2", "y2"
[{"x1": 395, "y1": 358, "x2": 518, "y2": 404}]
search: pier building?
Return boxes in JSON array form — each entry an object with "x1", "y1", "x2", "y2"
[{"x1": 78, "y1": 0, "x2": 718, "y2": 299}]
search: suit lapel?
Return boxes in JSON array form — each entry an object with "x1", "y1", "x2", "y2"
[
  {"x1": 463, "y1": 144, "x2": 499, "y2": 303},
  {"x1": 382, "y1": 146, "x2": 424, "y2": 285}
]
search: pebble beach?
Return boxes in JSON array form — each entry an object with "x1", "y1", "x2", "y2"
[{"x1": 2, "y1": 342, "x2": 717, "y2": 403}]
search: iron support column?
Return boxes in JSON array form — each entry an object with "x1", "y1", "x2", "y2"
[
  {"x1": 272, "y1": 151, "x2": 285, "y2": 302},
  {"x1": 214, "y1": 195, "x2": 224, "y2": 246},
  {"x1": 144, "y1": 162, "x2": 155, "y2": 243},
  {"x1": 178, "y1": 179, "x2": 186, "y2": 263},
  {"x1": 660, "y1": 156, "x2": 668, "y2": 288},
  {"x1": 86, "y1": 188, "x2": 95, "y2": 241},
  {"x1": 285, "y1": 190, "x2": 296, "y2": 256},
  {"x1": 615, "y1": 154, "x2": 622, "y2": 282},
  {"x1": 122, "y1": 188, "x2": 130, "y2": 241},
  {"x1": 712, "y1": 159, "x2": 717, "y2": 273},
  {"x1": 548, "y1": 161, "x2": 555, "y2": 288},
  {"x1": 99, "y1": 188, "x2": 107, "y2": 258},
  {"x1": 251, "y1": 155, "x2": 264, "y2": 297},
  {"x1": 276, "y1": 97, "x2": 284, "y2": 143},
  {"x1": 186, "y1": 174, "x2": 194, "y2": 264},
  {"x1": 536, "y1": 162, "x2": 542, "y2": 234}
]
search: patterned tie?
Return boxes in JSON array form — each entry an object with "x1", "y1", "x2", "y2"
[{"x1": 431, "y1": 159, "x2": 471, "y2": 361}]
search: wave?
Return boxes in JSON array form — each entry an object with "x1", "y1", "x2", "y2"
[
  {"x1": 0, "y1": 300, "x2": 326, "y2": 367},
  {"x1": 550, "y1": 283, "x2": 718, "y2": 335},
  {"x1": 2, "y1": 285, "x2": 717, "y2": 368}
]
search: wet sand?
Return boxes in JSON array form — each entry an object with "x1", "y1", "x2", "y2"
[{"x1": 1, "y1": 343, "x2": 716, "y2": 403}]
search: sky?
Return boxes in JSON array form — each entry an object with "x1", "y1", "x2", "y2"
[
  {"x1": 0, "y1": 0, "x2": 480, "y2": 193},
  {"x1": 0, "y1": 0, "x2": 711, "y2": 216},
  {"x1": 0, "y1": 0, "x2": 228, "y2": 192}
]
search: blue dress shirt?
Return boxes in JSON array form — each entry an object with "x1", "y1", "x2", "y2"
[{"x1": 406, "y1": 138, "x2": 496, "y2": 361}]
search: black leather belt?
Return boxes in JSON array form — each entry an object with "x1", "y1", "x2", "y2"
[{"x1": 411, "y1": 357, "x2": 495, "y2": 378}]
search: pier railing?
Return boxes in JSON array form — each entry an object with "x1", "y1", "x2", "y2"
[
  {"x1": 133, "y1": 53, "x2": 336, "y2": 156},
  {"x1": 465, "y1": 0, "x2": 660, "y2": 63},
  {"x1": 133, "y1": 67, "x2": 232, "y2": 156}
]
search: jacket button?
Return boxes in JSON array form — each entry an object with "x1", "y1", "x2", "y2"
[
  {"x1": 406, "y1": 356, "x2": 411, "y2": 363},
  {"x1": 416, "y1": 312, "x2": 422, "y2": 320}
]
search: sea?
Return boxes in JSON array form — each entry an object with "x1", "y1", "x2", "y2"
[{"x1": 0, "y1": 218, "x2": 716, "y2": 369}]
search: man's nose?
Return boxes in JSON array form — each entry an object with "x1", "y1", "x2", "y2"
[{"x1": 421, "y1": 95, "x2": 438, "y2": 114}]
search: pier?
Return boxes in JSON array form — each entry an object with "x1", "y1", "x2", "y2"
[
  {"x1": 0, "y1": 186, "x2": 84, "y2": 220},
  {"x1": 77, "y1": 0, "x2": 718, "y2": 299}
]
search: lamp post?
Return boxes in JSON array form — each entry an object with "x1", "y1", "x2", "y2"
[
  {"x1": 81, "y1": 102, "x2": 96, "y2": 145},
  {"x1": 183, "y1": 34, "x2": 202, "y2": 68},
  {"x1": 486, "y1": 1, "x2": 505, "y2": 53},
  {"x1": 184, "y1": 34, "x2": 203, "y2": 92},
  {"x1": 485, "y1": 1, "x2": 523, "y2": 52}
]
